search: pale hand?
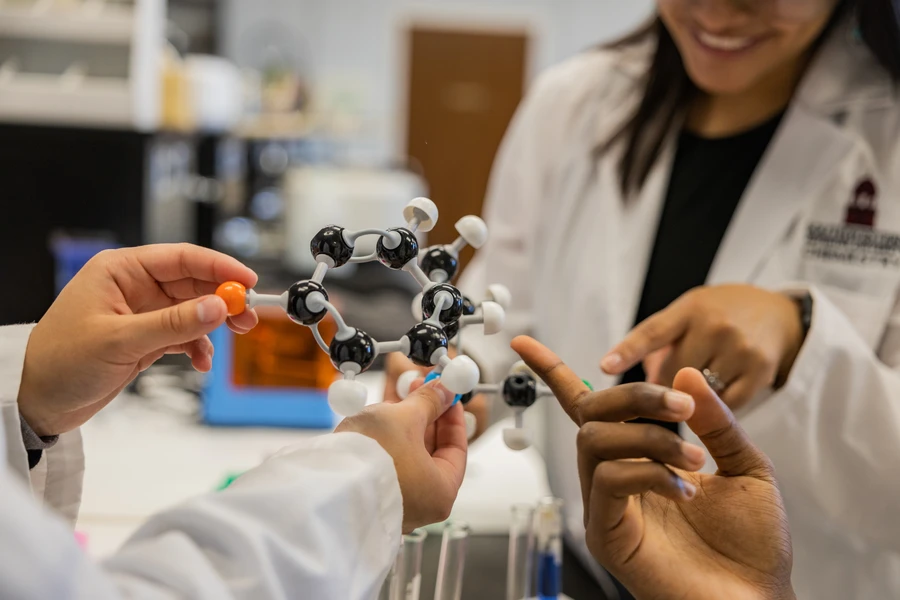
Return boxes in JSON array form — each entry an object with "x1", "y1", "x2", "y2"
[
  {"x1": 383, "y1": 351, "x2": 490, "y2": 439},
  {"x1": 18, "y1": 244, "x2": 259, "y2": 437},
  {"x1": 602, "y1": 284, "x2": 805, "y2": 410},
  {"x1": 512, "y1": 336, "x2": 795, "y2": 600},
  {"x1": 336, "y1": 380, "x2": 467, "y2": 533}
]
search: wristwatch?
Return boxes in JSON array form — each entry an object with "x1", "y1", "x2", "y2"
[
  {"x1": 775, "y1": 291, "x2": 813, "y2": 390},
  {"x1": 797, "y1": 292, "x2": 813, "y2": 340}
]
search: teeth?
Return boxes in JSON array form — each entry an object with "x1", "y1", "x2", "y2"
[{"x1": 698, "y1": 31, "x2": 753, "y2": 51}]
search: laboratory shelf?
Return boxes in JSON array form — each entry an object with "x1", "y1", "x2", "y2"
[
  {"x1": 0, "y1": 0, "x2": 163, "y2": 130},
  {"x1": 0, "y1": 3, "x2": 135, "y2": 45},
  {"x1": 0, "y1": 73, "x2": 134, "y2": 128}
]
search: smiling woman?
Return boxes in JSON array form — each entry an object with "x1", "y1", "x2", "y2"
[
  {"x1": 660, "y1": 0, "x2": 837, "y2": 92},
  {"x1": 417, "y1": 0, "x2": 900, "y2": 598},
  {"x1": 611, "y1": 0, "x2": 900, "y2": 193}
]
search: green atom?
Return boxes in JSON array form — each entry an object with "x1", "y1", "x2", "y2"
[{"x1": 215, "y1": 472, "x2": 245, "y2": 491}]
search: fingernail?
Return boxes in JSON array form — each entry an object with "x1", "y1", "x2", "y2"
[
  {"x1": 681, "y1": 442, "x2": 706, "y2": 465},
  {"x1": 198, "y1": 296, "x2": 226, "y2": 323},
  {"x1": 665, "y1": 391, "x2": 693, "y2": 412},
  {"x1": 680, "y1": 479, "x2": 697, "y2": 499},
  {"x1": 601, "y1": 353, "x2": 623, "y2": 372}
]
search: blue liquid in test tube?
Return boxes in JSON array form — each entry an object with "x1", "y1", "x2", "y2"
[
  {"x1": 534, "y1": 498, "x2": 564, "y2": 600},
  {"x1": 537, "y1": 552, "x2": 561, "y2": 599}
]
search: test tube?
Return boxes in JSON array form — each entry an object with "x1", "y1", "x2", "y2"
[
  {"x1": 380, "y1": 529, "x2": 427, "y2": 600},
  {"x1": 534, "y1": 498, "x2": 564, "y2": 600},
  {"x1": 507, "y1": 504, "x2": 535, "y2": 600},
  {"x1": 433, "y1": 521, "x2": 471, "y2": 600}
]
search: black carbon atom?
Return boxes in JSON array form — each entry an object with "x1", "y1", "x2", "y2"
[
  {"x1": 405, "y1": 322, "x2": 449, "y2": 367},
  {"x1": 376, "y1": 228, "x2": 419, "y2": 270},
  {"x1": 443, "y1": 320, "x2": 460, "y2": 341},
  {"x1": 502, "y1": 373, "x2": 538, "y2": 408},
  {"x1": 442, "y1": 295, "x2": 476, "y2": 340},
  {"x1": 462, "y1": 296, "x2": 477, "y2": 316},
  {"x1": 420, "y1": 246, "x2": 459, "y2": 282},
  {"x1": 329, "y1": 329, "x2": 377, "y2": 373},
  {"x1": 422, "y1": 284, "x2": 464, "y2": 325},
  {"x1": 310, "y1": 225, "x2": 354, "y2": 268},
  {"x1": 286, "y1": 280, "x2": 329, "y2": 326}
]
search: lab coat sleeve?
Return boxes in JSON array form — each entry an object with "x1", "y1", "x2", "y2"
[
  {"x1": 0, "y1": 431, "x2": 403, "y2": 600},
  {"x1": 0, "y1": 324, "x2": 84, "y2": 525},
  {"x1": 742, "y1": 285, "x2": 900, "y2": 548}
]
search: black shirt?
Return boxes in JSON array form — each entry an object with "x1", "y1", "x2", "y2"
[{"x1": 620, "y1": 113, "x2": 784, "y2": 432}]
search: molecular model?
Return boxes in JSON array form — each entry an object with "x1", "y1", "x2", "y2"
[
  {"x1": 397, "y1": 360, "x2": 555, "y2": 451},
  {"x1": 215, "y1": 197, "x2": 514, "y2": 428}
]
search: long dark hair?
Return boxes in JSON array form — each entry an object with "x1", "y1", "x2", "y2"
[{"x1": 610, "y1": 0, "x2": 900, "y2": 197}]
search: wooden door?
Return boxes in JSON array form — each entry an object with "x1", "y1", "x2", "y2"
[{"x1": 406, "y1": 27, "x2": 528, "y2": 273}]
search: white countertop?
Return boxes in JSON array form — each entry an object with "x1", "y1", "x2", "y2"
[{"x1": 76, "y1": 371, "x2": 552, "y2": 559}]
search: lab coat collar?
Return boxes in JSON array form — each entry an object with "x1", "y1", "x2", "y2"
[
  {"x1": 796, "y1": 18, "x2": 896, "y2": 115},
  {"x1": 710, "y1": 19, "x2": 891, "y2": 284},
  {"x1": 706, "y1": 104, "x2": 858, "y2": 284},
  {"x1": 592, "y1": 37, "x2": 654, "y2": 148}
]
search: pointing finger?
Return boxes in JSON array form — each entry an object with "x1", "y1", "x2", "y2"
[
  {"x1": 511, "y1": 336, "x2": 591, "y2": 425},
  {"x1": 601, "y1": 304, "x2": 691, "y2": 375}
]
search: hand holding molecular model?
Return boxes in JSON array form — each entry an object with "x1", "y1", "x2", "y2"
[{"x1": 396, "y1": 359, "x2": 560, "y2": 451}]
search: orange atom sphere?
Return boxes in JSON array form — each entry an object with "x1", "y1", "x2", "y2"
[{"x1": 216, "y1": 281, "x2": 247, "y2": 316}]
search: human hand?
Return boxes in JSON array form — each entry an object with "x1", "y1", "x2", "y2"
[
  {"x1": 512, "y1": 336, "x2": 794, "y2": 600},
  {"x1": 602, "y1": 285, "x2": 804, "y2": 409},
  {"x1": 383, "y1": 351, "x2": 489, "y2": 439},
  {"x1": 18, "y1": 244, "x2": 259, "y2": 436},
  {"x1": 336, "y1": 380, "x2": 467, "y2": 533},
  {"x1": 383, "y1": 352, "x2": 429, "y2": 403}
]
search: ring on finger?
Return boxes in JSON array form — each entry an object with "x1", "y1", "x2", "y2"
[{"x1": 702, "y1": 368, "x2": 727, "y2": 394}]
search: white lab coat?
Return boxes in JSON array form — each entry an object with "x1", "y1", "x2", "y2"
[
  {"x1": 460, "y1": 18, "x2": 900, "y2": 600},
  {"x1": 1, "y1": 325, "x2": 84, "y2": 524},
  {"x1": 0, "y1": 325, "x2": 402, "y2": 599}
]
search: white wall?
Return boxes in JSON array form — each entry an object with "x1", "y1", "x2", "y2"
[{"x1": 221, "y1": 0, "x2": 653, "y2": 162}]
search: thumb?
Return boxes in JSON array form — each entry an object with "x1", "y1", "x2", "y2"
[
  {"x1": 125, "y1": 295, "x2": 228, "y2": 356},
  {"x1": 674, "y1": 368, "x2": 774, "y2": 479},
  {"x1": 401, "y1": 381, "x2": 456, "y2": 428}
]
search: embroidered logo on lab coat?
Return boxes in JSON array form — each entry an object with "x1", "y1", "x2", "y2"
[
  {"x1": 805, "y1": 224, "x2": 900, "y2": 268},
  {"x1": 804, "y1": 178, "x2": 900, "y2": 268},
  {"x1": 845, "y1": 178, "x2": 877, "y2": 228}
]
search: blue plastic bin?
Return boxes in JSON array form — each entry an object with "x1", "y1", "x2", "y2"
[
  {"x1": 202, "y1": 325, "x2": 335, "y2": 430},
  {"x1": 51, "y1": 238, "x2": 121, "y2": 295}
]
